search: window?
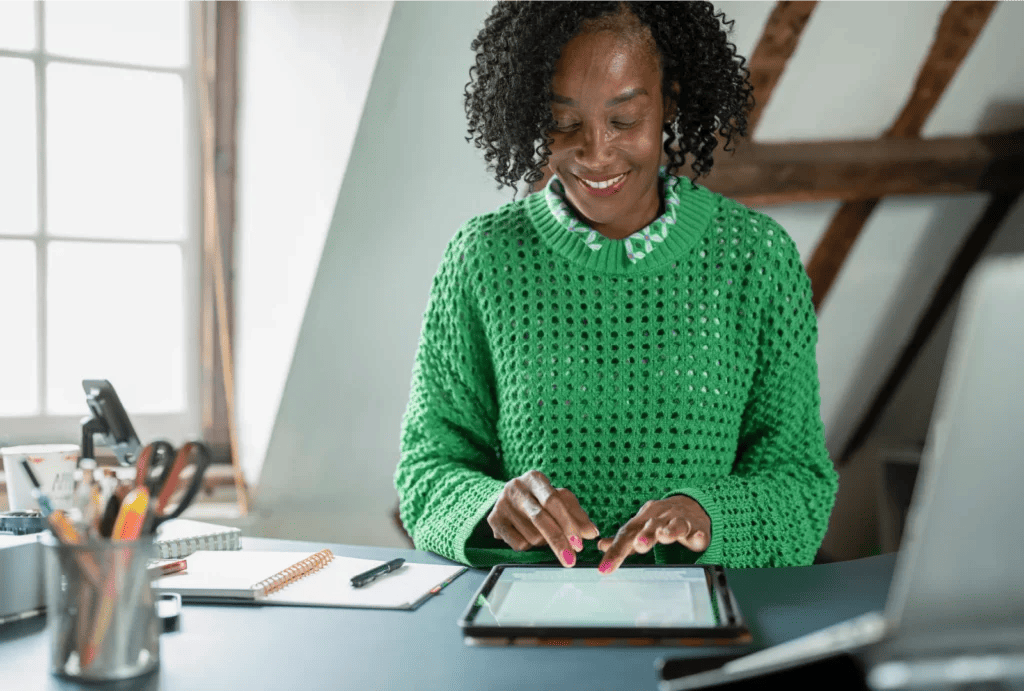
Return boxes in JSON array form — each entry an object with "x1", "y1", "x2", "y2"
[{"x1": 0, "y1": 1, "x2": 198, "y2": 446}]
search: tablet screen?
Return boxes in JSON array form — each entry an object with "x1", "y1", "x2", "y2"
[{"x1": 469, "y1": 566, "x2": 719, "y2": 629}]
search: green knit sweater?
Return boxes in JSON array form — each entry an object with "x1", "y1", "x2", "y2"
[{"x1": 396, "y1": 173, "x2": 838, "y2": 569}]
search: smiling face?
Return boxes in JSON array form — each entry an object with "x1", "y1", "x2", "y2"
[{"x1": 547, "y1": 27, "x2": 669, "y2": 240}]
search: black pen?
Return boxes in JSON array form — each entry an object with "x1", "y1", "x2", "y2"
[{"x1": 350, "y1": 558, "x2": 405, "y2": 588}]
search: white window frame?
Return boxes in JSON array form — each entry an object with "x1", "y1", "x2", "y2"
[{"x1": 0, "y1": 1, "x2": 201, "y2": 449}]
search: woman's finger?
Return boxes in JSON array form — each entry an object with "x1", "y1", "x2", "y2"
[
  {"x1": 656, "y1": 516, "x2": 690, "y2": 543},
  {"x1": 489, "y1": 516, "x2": 531, "y2": 551},
  {"x1": 658, "y1": 516, "x2": 709, "y2": 552},
  {"x1": 505, "y1": 508, "x2": 545, "y2": 547},
  {"x1": 511, "y1": 482, "x2": 577, "y2": 567},
  {"x1": 555, "y1": 488, "x2": 600, "y2": 541},
  {"x1": 681, "y1": 526, "x2": 710, "y2": 552},
  {"x1": 597, "y1": 523, "x2": 642, "y2": 575},
  {"x1": 524, "y1": 472, "x2": 585, "y2": 551},
  {"x1": 632, "y1": 519, "x2": 658, "y2": 554}
]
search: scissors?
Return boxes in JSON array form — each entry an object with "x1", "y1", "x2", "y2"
[{"x1": 134, "y1": 440, "x2": 212, "y2": 532}]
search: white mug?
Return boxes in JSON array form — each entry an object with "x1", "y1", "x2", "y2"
[{"x1": 2, "y1": 444, "x2": 79, "y2": 512}]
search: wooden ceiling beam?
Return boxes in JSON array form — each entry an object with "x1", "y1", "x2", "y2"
[
  {"x1": 704, "y1": 130, "x2": 1024, "y2": 207},
  {"x1": 802, "y1": 1, "x2": 999, "y2": 312}
]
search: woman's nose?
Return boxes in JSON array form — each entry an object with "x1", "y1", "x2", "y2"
[{"x1": 576, "y1": 122, "x2": 612, "y2": 167}]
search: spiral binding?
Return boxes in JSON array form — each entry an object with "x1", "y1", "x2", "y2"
[
  {"x1": 155, "y1": 528, "x2": 241, "y2": 558},
  {"x1": 252, "y1": 548, "x2": 335, "y2": 597}
]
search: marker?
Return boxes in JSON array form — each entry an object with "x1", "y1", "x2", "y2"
[
  {"x1": 430, "y1": 566, "x2": 469, "y2": 595},
  {"x1": 350, "y1": 558, "x2": 405, "y2": 588}
]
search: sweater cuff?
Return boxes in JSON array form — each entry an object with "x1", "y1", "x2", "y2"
[
  {"x1": 654, "y1": 487, "x2": 725, "y2": 566},
  {"x1": 453, "y1": 484, "x2": 505, "y2": 566}
]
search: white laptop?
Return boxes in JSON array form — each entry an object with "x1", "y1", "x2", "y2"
[{"x1": 662, "y1": 254, "x2": 1024, "y2": 690}]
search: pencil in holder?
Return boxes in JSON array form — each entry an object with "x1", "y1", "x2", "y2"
[{"x1": 41, "y1": 533, "x2": 180, "y2": 682}]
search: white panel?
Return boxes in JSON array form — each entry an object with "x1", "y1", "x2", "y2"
[
  {"x1": 235, "y1": 1, "x2": 394, "y2": 487},
  {"x1": 923, "y1": 1, "x2": 1024, "y2": 136},
  {"x1": 756, "y1": 1, "x2": 946, "y2": 141},
  {"x1": 865, "y1": 192, "x2": 1024, "y2": 446},
  {"x1": 0, "y1": 57, "x2": 37, "y2": 236},
  {"x1": 254, "y1": 1, "x2": 510, "y2": 546},
  {"x1": 45, "y1": 1, "x2": 187, "y2": 67},
  {"x1": 816, "y1": 194, "x2": 991, "y2": 457},
  {"x1": 0, "y1": 240, "x2": 38, "y2": 415},
  {"x1": 47, "y1": 242, "x2": 185, "y2": 415},
  {"x1": 46, "y1": 64, "x2": 185, "y2": 240},
  {"x1": 748, "y1": 200, "x2": 842, "y2": 265},
  {"x1": 0, "y1": 1, "x2": 35, "y2": 52}
]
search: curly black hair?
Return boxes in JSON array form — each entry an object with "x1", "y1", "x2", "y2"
[{"x1": 464, "y1": 1, "x2": 754, "y2": 194}]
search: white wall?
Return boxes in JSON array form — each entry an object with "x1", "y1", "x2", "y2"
[
  {"x1": 252, "y1": 2, "x2": 506, "y2": 546},
  {"x1": 238, "y1": 0, "x2": 1024, "y2": 551},
  {"x1": 235, "y1": 1, "x2": 393, "y2": 488}
]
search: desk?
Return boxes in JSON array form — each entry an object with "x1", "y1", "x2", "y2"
[{"x1": 0, "y1": 538, "x2": 896, "y2": 690}]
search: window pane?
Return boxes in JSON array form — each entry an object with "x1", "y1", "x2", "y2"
[
  {"x1": 47, "y1": 63, "x2": 185, "y2": 240},
  {"x1": 45, "y1": 1, "x2": 187, "y2": 68},
  {"x1": 0, "y1": 240, "x2": 38, "y2": 415},
  {"x1": 0, "y1": 1, "x2": 35, "y2": 52},
  {"x1": 0, "y1": 58, "x2": 38, "y2": 236},
  {"x1": 47, "y1": 241, "x2": 185, "y2": 415}
]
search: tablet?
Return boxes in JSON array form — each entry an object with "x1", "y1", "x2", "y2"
[{"x1": 459, "y1": 564, "x2": 751, "y2": 646}]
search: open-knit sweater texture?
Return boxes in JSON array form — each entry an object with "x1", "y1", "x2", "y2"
[{"x1": 395, "y1": 173, "x2": 838, "y2": 568}]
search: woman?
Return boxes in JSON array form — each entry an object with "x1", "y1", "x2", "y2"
[{"x1": 395, "y1": 1, "x2": 838, "y2": 572}]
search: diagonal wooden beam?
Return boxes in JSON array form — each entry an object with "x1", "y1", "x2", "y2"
[
  {"x1": 839, "y1": 191, "x2": 1022, "y2": 463},
  {"x1": 886, "y1": 1, "x2": 999, "y2": 138},
  {"x1": 805, "y1": 0, "x2": 999, "y2": 311},
  {"x1": 742, "y1": 1, "x2": 818, "y2": 137},
  {"x1": 807, "y1": 199, "x2": 879, "y2": 311}
]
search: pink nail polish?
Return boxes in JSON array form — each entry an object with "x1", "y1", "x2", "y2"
[
  {"x1": 562, "y1": 549, "x2": 575, "y2": 566},
  {"x1": 599, "y1": 560, "x2": 612, "y2": 574},
  {"x1": 569, "y1": 535, "x2": 582, "y2": 550},
  {"x1": 638, "y1": 536, "x2": 649, "y2": 545}
]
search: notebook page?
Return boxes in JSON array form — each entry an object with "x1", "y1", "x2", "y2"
[
  {"x1": 153, "y1": 550, "x2": 466, "y2": 608},
  {"x1": 266, "y1": 559, "x2": 466, "y2": 609},
  {"x1": 153, "y1": 550, "x2": 319, "y2": 599}
]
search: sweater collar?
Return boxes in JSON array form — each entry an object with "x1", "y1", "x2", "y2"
[{"x1": 526, "y1": 170, "x2": 715, "y2": 275}]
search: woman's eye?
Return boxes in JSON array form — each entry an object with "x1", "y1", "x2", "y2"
[
  {"x1": 554, "y1": 122, "x2": 579, "y2": 132},
  {"x1": 612, "y1": 120, "x2": 637, "y2": 129}
]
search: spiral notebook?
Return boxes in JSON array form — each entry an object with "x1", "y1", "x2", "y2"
[
  {"x1": 154, "y1": 519, "x2": 242, "y2": 558},
  {"x1": 151, "y1": 549, "x2": 468, "y2": 610}
]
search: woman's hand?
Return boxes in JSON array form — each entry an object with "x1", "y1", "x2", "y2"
[
  {"x1": 486, "y1": 470, "x2": 600, "y2": 567},
  {"x1": 596, "y1": 495, "x2": 710, "y2": 574}
]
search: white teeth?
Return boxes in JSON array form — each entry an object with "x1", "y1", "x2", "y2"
[{"x1": 579, "y1": 173, "x2": 625, "y2": 189}]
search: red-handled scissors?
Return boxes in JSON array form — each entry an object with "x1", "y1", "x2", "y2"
[{"x1": 135, "y1": 440, "x2": 212, "y2": 532}]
